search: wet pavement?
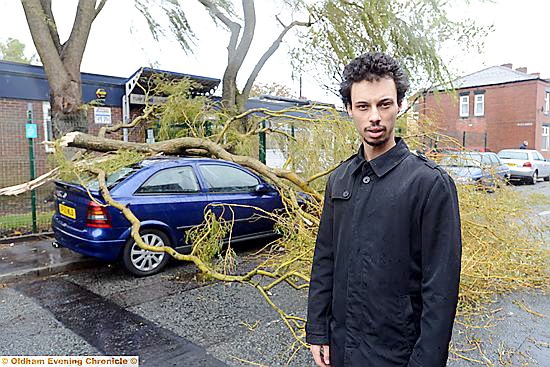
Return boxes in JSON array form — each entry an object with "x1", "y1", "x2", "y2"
[
  {"x1": 0, "y1": 237, "x2": 99, "y2": 283},
  {"x1": 12, "y1": 278, "x2": 227, "y2": 366}
]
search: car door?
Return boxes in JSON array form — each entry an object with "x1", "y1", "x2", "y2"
[
  {"x1": 131, "y1": 165, "x2": 210, "y2": 248},
  {"x1": 536, "y1": 151, "x2": 550, "y2": 177},
  {"x1": 197, "y1": 163, "x2": 282, "y2": 239},
  {"x1": 532, "y1": 151, "x2": 548, "y2": 178}
]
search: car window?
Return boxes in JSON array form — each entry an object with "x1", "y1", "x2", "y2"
[
  {"x1": 534, "y1": 151, "x2": 544, "y2": 160},
  {"x1": 440, "y1": 154, "x2": 482, "y2": 167},
  {"x1": 481, "y1": 155, "x2": 492, "y2": 166},
  {"x1": 199, "y1": 164, "x2": 260, "y2": 193},
  {"x1": 498, "y1": 151, "x2": 529, "y2": 160},
  {"x1": 136, "y1": 166, "x2": 200, "y2": 194},
  {"x1": 88, "y1": 166, "x2": 140, "y2": 190},
  {"x1": 488, "y1": 154, "x2": 500, "y2": 165}
]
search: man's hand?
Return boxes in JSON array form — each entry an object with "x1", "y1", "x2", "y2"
[{"x1": 310, "y1": 344, "x2": 330, "y2": 366}]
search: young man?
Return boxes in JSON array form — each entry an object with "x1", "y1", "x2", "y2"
[{"x1": 306, "y1": 52, "x2": 462, "y2": 367}]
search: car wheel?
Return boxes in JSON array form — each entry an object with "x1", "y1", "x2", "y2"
[
  {"x1": 122, "y1": 229, "x2": 171, "y2": 276},
  {"x1": 544, "y1": 175, "x2": 550, "y2": 182},
  {"x1": 530, "y1": 171, "x2": 538, "y2": 185}
]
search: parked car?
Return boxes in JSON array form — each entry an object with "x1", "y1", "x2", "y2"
[
  {"x1": 439, "y1": 152, "x2": 510, "y2": 188},
  {"x1": 51, "y1": 157, "x2": 284, "y2": 276},
  {"x1": 497, "y1": 149, "x2": 550, "y2": 184}
]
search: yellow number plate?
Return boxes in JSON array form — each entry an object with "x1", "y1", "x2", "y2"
[
  {"x1": 506, "y1": 163, "x2": 516, "y2": 167},
  {"x1": 59, "y1": 204, "x2": 76, "y2": 219}
]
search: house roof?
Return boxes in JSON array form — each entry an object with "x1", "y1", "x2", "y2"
[{"x1": 449, "y1": 65, "x2": 540, "y2": 90}]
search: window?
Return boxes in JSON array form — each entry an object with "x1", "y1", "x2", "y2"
[
  {"x1": 459, "y1": 95, "x2": 469, "y2": 117},
  {"x1": 42, "y1": 101, "x2": 54, "y2": 153},
  {"x1": 137, "y1": 166, "x2": 200, "y2": 194},
  {"x1": 542, "y1": 126, "x2": 549, "y2": 151},
  {"x1": 474, "y1": 94, "x2": 484, "y2": 117},
  {"x1": 498, "y1": 151, "x2": 529, "y2": 160},
  {"x1": 199, "y1": 164, "x2": 259, "y2": 193},
  {"x1": 545, "y1": 92, "x2": 550, "y2": 114},
  {"x1": 488, "y1": 154, "x2": 500, "y2": 166}
]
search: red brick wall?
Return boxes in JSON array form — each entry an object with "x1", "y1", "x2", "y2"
[{"x1": 420, "y1": 80, "x2": 550, "y2": 157}]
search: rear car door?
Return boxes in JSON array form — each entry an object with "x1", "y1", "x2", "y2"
[
  {"x1": 197, "y1": 163, "x2": 281, "y2": 239},
  {"x1": 130, "y1": 165, "x2": 209, "y2": 249}
]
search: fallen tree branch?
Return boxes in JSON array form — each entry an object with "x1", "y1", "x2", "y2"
[{"x1": 0, "y1": 167, "x2": 60, "y2": 196}]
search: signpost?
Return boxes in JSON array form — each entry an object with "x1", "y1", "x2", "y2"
[{"x1": 26, "y1": 103, "x2": 37, "y2": 233}]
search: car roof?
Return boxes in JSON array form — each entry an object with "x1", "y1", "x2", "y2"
[
  {"x1": 498, "y1": 149, "x2": 535, "y2": 152},
  {"x1": 139, "y1": 156, "x2": 233, "y2": 166}
]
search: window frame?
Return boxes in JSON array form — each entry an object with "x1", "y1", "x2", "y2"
[
  {"x1": 545, "y1": 92, "x2": 550, "y2": 115},
  {"x1": 459, "y1": 95, "x2": 469, "y2": 117},
  {"x1": 542, "y1": 126, "x2": 549, "y2": 151},
  {"x1": 474, "y1": 94, "x2": 485, "y2": 117}
]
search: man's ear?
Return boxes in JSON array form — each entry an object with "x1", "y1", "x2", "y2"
[{"x1": 347, "y1": 104, "x2": 353, "y2": 116}]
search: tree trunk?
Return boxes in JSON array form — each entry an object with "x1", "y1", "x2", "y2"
[
  {"x1": 50, "y1": 76, "x2": 87, "y2": 138},
  {"x1": 21, "y1": 0, "x2": 105, "y2": 137}
]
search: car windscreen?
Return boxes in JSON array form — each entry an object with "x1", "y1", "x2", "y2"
[
  {"x1": 440, "y1": 154, "x2": 482, "y2": 167},
  {"x1": 498, "y1": 151, "x2": 529, "y2": 160},
  {"x1": 87, "y1": 166, "x2": 140, "y2": 191}
]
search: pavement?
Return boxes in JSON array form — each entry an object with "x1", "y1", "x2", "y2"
[{"x1": 0, "y1": 235, "x2": 100, "y2": 284}]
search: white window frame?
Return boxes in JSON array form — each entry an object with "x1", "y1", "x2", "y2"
[
  {"x1": 544, "y1": 92, "x2": 550, "y2": 114},
  {"x1": 42, "y1": 101, "x2": 55, "y2": 153},
  {"x1": 474, "y1": 94, "x2": 485, "y2": 117},
  {"x1": 542, "y1": 126, "x2": 549, "y2": 151},
  {"x1": 459, "y1": 95, "x2": 469, "y2": 117}
]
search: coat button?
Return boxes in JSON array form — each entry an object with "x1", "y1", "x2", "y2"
[
  {"x1": 343, "y1": 190, "x2": 350, "y2": 198},
  {"x1": 362, "y1": 176, "x2": 371, "y2": 184}
]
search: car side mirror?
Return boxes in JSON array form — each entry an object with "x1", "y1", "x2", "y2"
[{"x1": 254, "y1": 183, "x2": 270, "y2": 195}]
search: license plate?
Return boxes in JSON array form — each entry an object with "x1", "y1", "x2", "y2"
[
  {"x1": 506, "y1": 163, "x2": 516, "y2": 167},
  {"x1": 59, "y1": 203, "x2": 76, "y2": 219}
]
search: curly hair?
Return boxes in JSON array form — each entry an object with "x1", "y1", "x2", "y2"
[{"x1": 340, "y1": 52, "x2": 410, "y2": 107}]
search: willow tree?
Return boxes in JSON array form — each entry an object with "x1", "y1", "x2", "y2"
[
  {"x1": 140, "y1": 0, "x2": 486, "y2": 115},
  {"x1": 21, "y1": 0, "x2": 107, "y2": 137}
]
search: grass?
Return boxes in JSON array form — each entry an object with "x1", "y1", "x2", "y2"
[{"x1": 0, "y1": 211, "x2": 54, "y2": 233}]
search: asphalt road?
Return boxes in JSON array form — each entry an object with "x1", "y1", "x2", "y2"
[{"x1": 0, "y1": 183, "x2": 548, "y2": 366}]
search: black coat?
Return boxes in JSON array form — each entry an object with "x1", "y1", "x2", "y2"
[{"x1": 306, "y1": 139, "x2": 462, "y2": 367}]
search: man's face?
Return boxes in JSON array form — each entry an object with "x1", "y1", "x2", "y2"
[{"x1": 347, "y1": 77, "x2": 401, "y2": 148}]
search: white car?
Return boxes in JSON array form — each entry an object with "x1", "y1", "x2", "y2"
[{"x1": 497, "y1": 149, "x2": 550, "y2": 184}]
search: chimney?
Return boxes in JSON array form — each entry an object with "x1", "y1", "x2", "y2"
[
  {"x1": 516, "y1": 67, "x2": 527, "y2": 73},
  {"x1": 531, "y1": 72, "x2": 540, "y2": 78},
  {"x1": 501, "y1": 63, "x2": 513, "y2": 68}
]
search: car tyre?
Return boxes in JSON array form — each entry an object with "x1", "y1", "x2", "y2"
[
  {"x1": 122, "y1": 229, "x2": 171, "y2": 277},
  {"x1": 544, "y1": 175, "x2": 550, "y2": 182},
  {"x1": 530, "y1": 171, "x2": 538, "y2": 185}
]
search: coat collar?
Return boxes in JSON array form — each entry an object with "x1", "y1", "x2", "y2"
[{"x1": 350, "y1": 137, "x2": 411, "y2": 178}]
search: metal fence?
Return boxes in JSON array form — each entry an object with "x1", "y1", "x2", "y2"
[{"x1": 0, "y1": 154, "x2": 56, "y2": 238}]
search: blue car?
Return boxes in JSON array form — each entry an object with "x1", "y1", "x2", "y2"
[
  {"x1": 52, "y1": 157, "x2": 283, "y2": 276},
  {"x1": 439, "y1": 152, "x2": 510, "y2": 188}
]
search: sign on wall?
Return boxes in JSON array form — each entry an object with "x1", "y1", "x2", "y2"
[
  {"x1": 129, "y1": 94, "x2": 168, "y2": 105},
  {"x1": 94, "y1": 107, "x2": 112, "y2": 124}
]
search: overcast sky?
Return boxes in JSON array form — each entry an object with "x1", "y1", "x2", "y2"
[{"x1": 0, "y1": 0, "x2": 549, "y2": 106}]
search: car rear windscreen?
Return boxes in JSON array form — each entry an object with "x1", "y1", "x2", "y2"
[{"x1": 498, "y1": 151, "x2": 529, "y2": 160}]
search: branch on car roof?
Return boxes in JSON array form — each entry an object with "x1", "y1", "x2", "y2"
[{"x1": 60, "y1": 131, "x2": 323, "y2": 202}]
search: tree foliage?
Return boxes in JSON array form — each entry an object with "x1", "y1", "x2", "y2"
[
  {"x1": 291, "y1": 0, "x2": 489, "y2": 93},
  {"x1": 0, "y1": 38, "x2": 36, "y2": 63}
]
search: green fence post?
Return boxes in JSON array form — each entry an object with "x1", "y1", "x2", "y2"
[
  {"x1": 259, "y1": 121, "x2": 266, "y2": 164},
  {"x1": 26, "y1": 103, "x2": 37, "y2": 233}
]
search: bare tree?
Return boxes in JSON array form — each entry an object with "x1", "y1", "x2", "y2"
[{"x1": 21, "y1": 0, "x2": 107, "y2": 137}]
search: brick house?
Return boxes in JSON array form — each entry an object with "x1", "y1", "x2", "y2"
[{"x1": 416, "y1": 64, "x2": 550, "y2": 157}]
